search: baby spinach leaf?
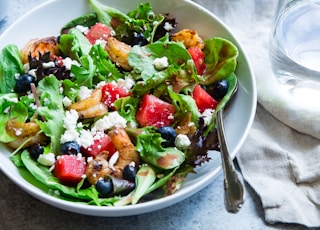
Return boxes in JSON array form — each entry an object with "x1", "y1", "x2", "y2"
[
  {"x1": 88, "y1": 0, "x2": 130, "y2": 28},
  {"x1": 128, "y1": 41, "x2": 195, "y2": 81},
  {"x1": 0, "y1": 45, "x2": 23, "y2": 93},
  {"x1": 61, "y1": 12, "x2": 98, "y2": 34},
  {"x1": 0, "y1": 94, "x2": 28, "y2": 143},
  {"x1": 200, "y1": 37, "x2": 238, "y2": 85},
  {"x1": 89, "y1": 44, "x2": 123, "y2": 83},
  {"x1": 59, "y1": 28, "x2": 92, "y2": 61},
  {"x1": 72, "y1": 54, "x2": 95, "y2": 88},
  {"x1": 20, "y1": 150, "x2": 97, "y2": 201}
]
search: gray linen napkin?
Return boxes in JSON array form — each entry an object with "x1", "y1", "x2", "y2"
[{"x1": 193, "y1": 0, "x2": 320, "y2": 227}]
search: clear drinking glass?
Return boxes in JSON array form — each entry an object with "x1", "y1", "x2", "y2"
[
  {"x1": 0, "y1": 0, "x2": 8, "y2": 22},
  {"x1": 269, "y1": 0, "x2": 320, "y2": 106}
]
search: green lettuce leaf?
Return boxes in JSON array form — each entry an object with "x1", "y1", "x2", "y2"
[{"x1": 136, "y1": 132, "x2": 185, "y2": 169}]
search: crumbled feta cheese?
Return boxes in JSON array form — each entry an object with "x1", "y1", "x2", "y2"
[
  {"x1": 62, "y1": 96, "x2": 72, "y2": 107},
  {"x1": 42, "y1": 61, "x2": 55, "y2": 69},
  {"x1": 60, "y1": 109, "x2": 80, "y2": 143},
  {"x1": 15, "y1": 129, "x2": 22, "y2": 136},
  {"x1": 30, "y1": 103, "x2": 37, "y2": 110},
  {"x1": 62, "y1": 57, "x2": 80, "y2": 71},
  {"x1": 37, "y1": 153, "x2": 56, "y2": 166},
  {"x1": 164, "y1": 22, "x2": 174, "y2": 31},
  {"x1": 110, "y1": 30, "x2": 116, "y2": 36},
  {"x1": 117, "y1": 75, "x2": 135, "y2": 90},
  {"x1": 77, "y1": 86, "x2": 92, "y2": 101},
  {"x1": 60, "y1": 128, "x2": 80, "y2": 143},
  {"x1": 93, "y1": 111, "x2": 127, "y2": 131},
  {"x1": 95, "y1": 39, "x2": 107, "y2": 48},
  {"x1": 28, "y1": 69, "x2": 37, "y2": 78},
  {"x1": 3, "y1": 94, "x2": 18, "y2": 103},
  {"x1": 202, "y1": 108, "x2": 215, "y2": 126},
  {"x1": 78, "y1": 129, "x2": 94, "y2": 148},
  {"x1": 96, "y1": 81, "x2": 107, "y2": 89},
  {"x1": 87, "y1": 157, "x2": 93, "y2": 163},
  {"x1": 14, "y1": 73, "x2": 20, "y2": 79},
  {"x1": 153, "y1": 56, "x2": 169, "y2": 70},
  {"x1": 64, "y1": 109, "x2": 79, "y2": 130},
  {"x1": 75, "y1": 25, "x2": 89, "y2": 34},
  {"x1": 175, "y1": 134, "x2": 191, "y2": 149}
]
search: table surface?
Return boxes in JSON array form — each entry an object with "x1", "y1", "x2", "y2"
[{"x1": 0, "y1": 1, "x2": 310, "y2": 229}]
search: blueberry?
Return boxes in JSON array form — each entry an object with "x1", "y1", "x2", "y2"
[
  {"x1": 60, "y1": 141, "x2": 80, "y2": 155},
  {"x1": 122, "y1": 164, "x2": 136, "y2": 182},
  {"x1": 207, "y1": 79, "x2": 229, "y2": 101},
  {"x1": 96, "y1": 178, "x2": 113, "y2": 197},
  {"x1": 157, "y1": 126, "x2": 177, "y2": 148},
  {"x1": 28, "y1": 143, "x2": 44, "y2": 161},
  {"x1": 132, "y1": 32, "x2": 149, "y2": 46},
  {"x1": 14, "y1": 73, "x2": 36, "y2": 94}
]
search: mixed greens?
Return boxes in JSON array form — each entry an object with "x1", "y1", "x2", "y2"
[{"x1": 0, "y1": 0, "x2": 238, "y2": 206}]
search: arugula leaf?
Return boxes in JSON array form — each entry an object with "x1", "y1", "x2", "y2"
[
  {"x1": 125, "y1": 2, "x2": 164, "y2": 43},
  {"x1": 36, "y1": 76, "x2": 65, "y2": 154},
  {"x1": 89, "y1": 44, "x2": 123, "y2": 83},
  {"x1": 59, "y1": 28, "x2": 92, "y2": 61},
  {"x1": 167, "y1": 87, "x2": 201, "y2": 125},
  {"x1": 61, "y1": 79, "x2": 80, "y2": 102},
  {"x1": 0, "y1": 45, "x2": 23, "y2": 93},
  {"x1": 71, "y1": 54, "x2": 96, "y2": 88},
  {"x1": 114, "y1": 96, "x2": 140, "y2": 128}
]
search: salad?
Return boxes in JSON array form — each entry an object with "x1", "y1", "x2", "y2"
[{"x1": 0, "y1": 0, "x2": 238, "y2": 206}]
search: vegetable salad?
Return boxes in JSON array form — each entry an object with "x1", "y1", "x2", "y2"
[{"x1": 0, "y1": 0, "x2": 238, "y2": 206}]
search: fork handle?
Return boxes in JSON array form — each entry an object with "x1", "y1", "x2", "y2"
[{"x1": 216, "y1": 109, "x2": 245, "y2": 213}]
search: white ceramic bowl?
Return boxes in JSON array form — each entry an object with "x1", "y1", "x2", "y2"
[{"x1": 0, "y1": 0, "x2": 256, "y2": 216}]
